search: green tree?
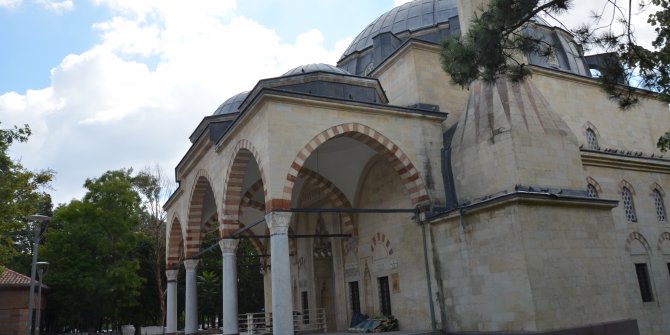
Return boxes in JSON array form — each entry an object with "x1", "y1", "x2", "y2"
[
  {"x1": 0, "y1": 123, "x2": 53, "y2": 274},
  {"x1": 197, "y1": 270, "x2": 220, "y2": 328},
  {"x1": 440, "y1": 0, "x2": 670, "y2": 150},
  {"x1": 237, "y1": 239, "x2": 264, "y2": 314},
  {"x1": 42, "y1": 169, "x2": 144, "y2": 331}
]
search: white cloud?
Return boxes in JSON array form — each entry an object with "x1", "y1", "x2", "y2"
[
  {"x1": 0, "y1": 0, "x2": 21, "y2": 8},
  {"x1": 35, "y1": 0, "x2": 73, "y2": 13},
  {"x1": 0, "y1": 0, "x2": 350, "y2": 204}
]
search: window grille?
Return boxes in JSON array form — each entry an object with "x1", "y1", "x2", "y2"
[
  {"x1": 653, "y1": 190, "x2": 666, "y2": 222},
  {"x1": 587, "y1": 184, "x2": 599, "y2": 198},
  {"x1": 586, "y1": 128, "x2": 598, "y2": 149},
  {"x1": 622, "y1": 187, "x2": 637, "y2": 222}
]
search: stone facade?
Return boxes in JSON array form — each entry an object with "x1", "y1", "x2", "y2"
[{"x1": 163, "y1": 1, "x2": 670, "y2": 334}]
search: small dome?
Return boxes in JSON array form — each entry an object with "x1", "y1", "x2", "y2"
[
  {"x1": 283, "y1": 63, "x2": 351, "y2": 76},
  {"x1": 213, "y1": 91, "x2": 249, "y2": 115}
]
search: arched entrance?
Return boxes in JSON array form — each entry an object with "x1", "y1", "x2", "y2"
[{"x1": 282, "y1": 123, "x2": 431, "y2": 331}]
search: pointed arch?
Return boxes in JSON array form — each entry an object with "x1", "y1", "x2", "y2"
[
  {"x1": 299, "y1": 168, "x2": 355, "y2": 235},
  {"x1": 240, "y1": 179, "x2": 266, "y2": 213},
  {"x1": 626, "y1": 232, "x2": 652, "y2": 256},
  {"x1": 185, "y1": 170, "x2": 215, "y2": 258},
  {"x1": 166, "y1": 217, "x2": 184, "y2": 269},
  {"x1": 657, "y1": 232, "x2": 670, "y2": 254},
  {"x1": 222, "y1": 139, "x2": 268, "y2": 237},
  {"x1": 281, "y1": 123, "x2": 429, "y2": 209},
  {"x1": 586, "y1": 176, "x2": 602, "y2": 198}
]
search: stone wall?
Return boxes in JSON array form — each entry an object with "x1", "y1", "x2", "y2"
[{"x1": 430, "y1": 198, "x2": 630, "y2": 332}]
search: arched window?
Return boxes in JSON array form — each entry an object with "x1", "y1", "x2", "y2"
[
  {"x1": 587, "y1": 184, "x2": 599, "y2": 198},
  {"x1": 585, "y1": 128, "x2": 599, "y2": 149},
  {"x1": 622, "y1": 187, "x2": 637, "y2": 222},
  {"x1": 653, "y1": 189, "x2": 667, "y2": 222}
]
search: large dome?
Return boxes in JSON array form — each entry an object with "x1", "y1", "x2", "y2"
[
  {"x1": 341, "y1": 0, "x2": 458, "y2": 60},
  {"x1": 283, "y1": 63, "x2": 351, "y2": 76},
  {"x1": 337, "y1": 0, "x2": 460, "y2": 76},
  {"x1": 337, "y1": 0, "x2": 592, "y2": 78},
  {"x1": 213, "y1": 91, "x2": 249, "y2": 115}
]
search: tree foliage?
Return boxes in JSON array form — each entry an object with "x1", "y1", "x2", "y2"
[
  {"x1": 440, "y1": 0, "x2": 571, "y2": 86},
  {"x1": 42, "y1": 169, "x2": 144, "y2": 331},
  {"x1": 0, "y1": 123, "x2": 53, "y2": 271},
  {"x1": 440, "y1": 0, "x2": 670, "y2": 151}
]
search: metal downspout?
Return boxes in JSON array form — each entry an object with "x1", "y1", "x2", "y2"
[{"x1": 418, "y1": 210, "x2": 437, "y2": 331}]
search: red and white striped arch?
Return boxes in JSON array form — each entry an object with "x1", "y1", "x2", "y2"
[
  {"x1": 166, "y1": 217, "x2": 184, "y2": 269},
  {"x1": 281, "y1": 123, "x2": 429, "y2": 208},
  {"x1": 185, "y1": 169, "x2": 214, "y2": 258},
  {"x1": 298, "y1": 168, "x2": 355, "y2": 235},
  {"x1": 221, "y1": 139, "x2": 268, "y2": 238}
]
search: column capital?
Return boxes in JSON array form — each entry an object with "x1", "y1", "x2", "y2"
[
  {"x1": 219, "y1": 239, "x2": 239, "y2": 254},
  {"x1": 265, "y1": 212, "x2": 291, "y2": 235},
  {"x1": 184, "y1": 259, "x2": 199, "y2": 271},
  {"x1": 165, "y1": 269, "x2": 179, "y2": 281}
]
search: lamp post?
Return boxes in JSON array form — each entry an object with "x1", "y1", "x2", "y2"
[
  {"x1": 25, "y1": 214, "x2": 50, "y2": 335},
  {"x1": 34, "y1": 261, "x2": 49, "y2": 335}
]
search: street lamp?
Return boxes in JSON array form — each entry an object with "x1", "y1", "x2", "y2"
[
  {"x1": 34, "y1": 261, "x2": 49, "y2": 335},
  {"x1": 25, "y1": 214, "x2": 50, "y2": 335}
]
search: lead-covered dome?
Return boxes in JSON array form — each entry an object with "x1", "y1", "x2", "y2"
[
  {"x1": 213, "y1": 91, "x2": 249, "y2": 115},
  {"x1": 283, "y1": 63, "x2": 351, "y2": 76},
  {"x1": 341, "y1": 0, "x2": 458, "y2": 59},
  {"x1": 337, "y1": 0, "x2": 460, "y2": 76}
]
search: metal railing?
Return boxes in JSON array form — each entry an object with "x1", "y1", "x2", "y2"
[{"x1": 238, "y1": 308, "x2": 327, "y2": 334}]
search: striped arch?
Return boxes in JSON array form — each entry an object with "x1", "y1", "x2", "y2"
[
  {"x1": 166, "y1": 217, "x2": 184, "y2": 269},
  {"x1": 240, "y1": 179, "x2": 266, "y2": 213},
  {"x1": 185, "y1": 170, "x2": 215, "y2": 258},
  {"x1": 299, "y1": 168, "x2": 355, "y2": 235},
  {"x1": 221, "y1": 139, "x2": 268, "y2": 238},
  {"x1": 241, "y1": 169, "x2": 356, "y2": 235},
  {"x1": 280, "y1": 123, "x2": 429, "y2": 209}
]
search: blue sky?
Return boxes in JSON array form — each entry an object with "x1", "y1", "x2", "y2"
[
  {"x1": 0, "y1": 0, "x2": 658, "y2": 205},
  {"x1": 0, "y1": 0, "x2": 403, "y2": 205}
]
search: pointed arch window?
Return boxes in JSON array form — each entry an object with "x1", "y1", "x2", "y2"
[
  {"x1": 587, "y1": 184, "x2": 599, "y2": 198},
  {"x1": 653, "y1": 189, "x2": 666, "y2": 222},
  {"x1": 585, "y1": 128, "x2": 599, "y2": 149},
  {"x1": 622, "y1": 187, "x2": 637, "y2": 222}
]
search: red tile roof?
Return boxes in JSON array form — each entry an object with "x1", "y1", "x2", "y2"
[
  {"x1": 0, "y1": 268, "x2": 48, "y2": 289},
  {"x1": 0, "y1": 268, "x2": 32, "y2": 286}
]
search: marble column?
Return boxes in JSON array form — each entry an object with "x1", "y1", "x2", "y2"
[
  {"x1": 184, "y1": 259, "x2": 199, "y2": 334},
  {"x1": 219, "y1": 239, "x2": 239, "y2": 335},
  {"x1": 265, "y1": 212, "x2": 294, "y2": 335},
  {"x1": 165, "y1": 269, "x2": 179, "y2": 334}
]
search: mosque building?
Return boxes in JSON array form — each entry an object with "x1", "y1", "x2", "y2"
[{"x1": 163, "y1": 0, "x2": 670, "y2": 334}]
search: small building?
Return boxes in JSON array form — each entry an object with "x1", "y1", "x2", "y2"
[{"x1": 0, "y1": 268, "x2": 48, "y2": 335}]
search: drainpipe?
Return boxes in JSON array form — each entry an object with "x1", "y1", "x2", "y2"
[{"x1": 417, "y1": 209, "x2": 437, "y2": 331}]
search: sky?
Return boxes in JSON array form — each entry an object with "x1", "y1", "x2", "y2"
[{"x1": 0, "y1": 0, "x2": 660, "y2": 206}]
